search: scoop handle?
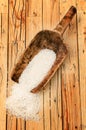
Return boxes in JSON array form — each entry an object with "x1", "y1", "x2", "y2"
[{"x1": 54, "y1": 6, "x2": 76, "y2": 35}]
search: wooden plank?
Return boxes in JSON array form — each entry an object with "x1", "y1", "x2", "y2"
[
  {"x1": 7, "y1": 0, "x2": 26, "y2": 130},
  {"x1": 0, "y1": 13, "x2": 7, "y2": 130},
  {"x1": 51, "y1": 70, "x2": 62, "y2": 130},
  {"x1": 43, "y1": 0, "x2": 62, "y2": 130},
  {"x1": 56, "y1": 70, "x2": 63, "y2": 130},
  {"x1": 25, "y1": 0, "x2": 43, "y2": 130},
  {"x1": 77, "y1": 1, "x2": 86, "y2": 129},
  {"x1": 0, "y1": 1, "x2": 8, "y2": 129},
  {"x1": 60, "y1": 1, "x2": 81, "y2": 130}
]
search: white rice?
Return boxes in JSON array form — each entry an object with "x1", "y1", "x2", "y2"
[{"x1": 6, "y1": 49, "x2": 56, "y2": 120}]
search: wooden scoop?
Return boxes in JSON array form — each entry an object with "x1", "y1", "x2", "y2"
[{"x1": 11, "y1": 6, "x2": 76, "y2": 93}]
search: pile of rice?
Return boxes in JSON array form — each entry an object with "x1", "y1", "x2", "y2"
[{"x1": 6, "y1": 49, "x2": 56, "y2": 120}]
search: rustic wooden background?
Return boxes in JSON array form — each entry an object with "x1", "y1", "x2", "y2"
[{"x1": 0, "y1": 0, "x2": 86, "y2": 130}]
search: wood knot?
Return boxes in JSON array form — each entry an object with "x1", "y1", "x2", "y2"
[
  {"x1": 33, "y1": 12, "x2": 37, "y2": 17},
  {"x1": 75, "y1": 126, "x2": 78, "y2": 129},
  {"x1": 54, "y1": 98, "x2": 56, "y2": 102}
]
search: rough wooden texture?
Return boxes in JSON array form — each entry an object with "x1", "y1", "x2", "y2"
[
  {"x1": 0, "y1": 13, "x2": 7, "y2": 130},
  {"x1": 7, "y1": 0, "x2": 26, "y2": 130},
  {"x1": 60, "y1": 1, "x2": 81, "y2": 129},
  {"x1": 77, "y1": 0, "x2": 86, "y2": 129},
  {"x1": 0, "y1": 0, "x2": 86, "y2": 130}
]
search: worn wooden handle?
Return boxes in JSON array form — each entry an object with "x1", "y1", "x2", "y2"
[{"x1": 54, "y1": 6, "x2": 76, "y2": 35}]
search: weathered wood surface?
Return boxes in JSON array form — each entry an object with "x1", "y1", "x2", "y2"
[{"x1": 0, "y1": 0, "x2": 86, "y2": 130}]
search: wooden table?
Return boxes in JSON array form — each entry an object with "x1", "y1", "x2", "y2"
[{"x1": 0, "y1": 0, "x2": 86, "y2": 130}]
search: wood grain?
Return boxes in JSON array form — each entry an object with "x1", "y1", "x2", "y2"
[
  {"x1": 0, "y1": 0, "x2": 86, "y2": 130},
  {"x1": 60, "y1": 0, "x2": 81, "y2": 129},
  {"x1": 7, "y1": 0, "x2": 26, "y2": 130},
  {"x1": 0, "y1": 13, "x2": 7, "y2": 130},
  {"x1": 77, "y1": 0, "x2": 86, "y2": 129}
]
